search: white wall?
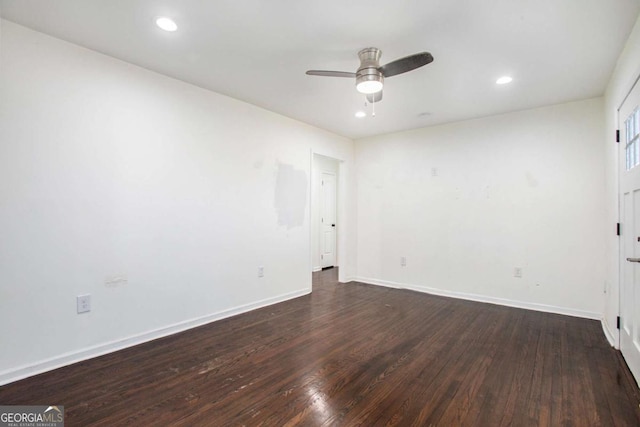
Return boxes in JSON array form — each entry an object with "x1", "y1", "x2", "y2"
[
  {"x1": 603, "y1": 14, "x2": 640, "y2": 347},
  {"x1": 355, "y1": 98, "x2": 606, "y2": 318},
  {"x1": 0, "y1": 20, "x2": 354, "y2": 384},
  {"x1": 311, "y1": 154, "x2": 339, "y2": 271}
]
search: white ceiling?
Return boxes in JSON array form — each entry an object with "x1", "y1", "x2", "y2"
[{"x1": 1, "y1": 0, "x2": 639, "y2": 139}]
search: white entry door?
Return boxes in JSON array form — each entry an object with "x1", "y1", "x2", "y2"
[
  {"x1": 321, "y1": 172, "x2": 337, "y2": 268},
  {"x1": 619, "y1": 78, "x2": 640, "y2": 385}
]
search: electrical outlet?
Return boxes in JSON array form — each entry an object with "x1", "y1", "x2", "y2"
[
  {"x1": 401, "y1": 257, "x2": 407, "y2": 267},
  {"x1": 431, "y1": 167, "x2": 438, "y2": 177},
  {"x1": 258, "y1": 266, "x2": 264, "y2": 278},
  {"x1": 77, "y1": 294, "x2": 91, "y2": 314},
  {"x1": 514, "y1": 267, "x2": 522, "y2": 278}
]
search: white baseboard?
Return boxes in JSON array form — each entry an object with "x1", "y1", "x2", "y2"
[
  {"x1": 355, "y1": 277, "x2": 402, "y2": 289},
  {"x1": 312, "y1": 266, "x2": 322, "y2": 272},
  {"x1": 0, "y1": 288, "x2": 310, "y2": 386},
  {"x1": 352, "y1": 276, "x2": 601, "y2": 320},
  {"x1": 601, "y1": 318, "x2": 618, "y2": 348}
]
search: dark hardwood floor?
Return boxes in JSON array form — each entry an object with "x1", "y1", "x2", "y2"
[{"x1": 1, "y1": 268, "x2": 639, "y2": 426}]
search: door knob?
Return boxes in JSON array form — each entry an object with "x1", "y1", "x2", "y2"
[
  {"x1": 626, "y1": 257, "x2": 640, "y2": 262},
  {"x1": 331, "y1": 224, "x2": 336, "y2": 227}
]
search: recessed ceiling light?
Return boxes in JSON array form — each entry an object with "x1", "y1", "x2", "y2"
[
  {"x1": 496, "y1": 76, "x2": 513, "y2": 85},
  {"x1": 156, "y1": 17, "x2": 178, "y2": 32},
  {"x1": 355, "y1": 111, "x2": 366, "y2": 118}
]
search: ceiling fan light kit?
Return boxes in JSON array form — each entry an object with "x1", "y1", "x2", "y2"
[
  {"x1": 355, "y1": 48, "x2": 384, "y2": 94},
  {"x1": 356, "y1": 77, "x2": 383, "y2": 94}
]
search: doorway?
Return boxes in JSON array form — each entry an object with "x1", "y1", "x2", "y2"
[
  {"x1": 312, "y1": 154, "x2": 339, "y2": 272},
  {"x1": 618, "y1": 75, "x2": 640, "y2": 385}
]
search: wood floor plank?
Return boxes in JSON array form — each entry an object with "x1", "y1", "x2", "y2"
[{"x1": 1, "y1": 268, "x2": 639, "y2": 426}]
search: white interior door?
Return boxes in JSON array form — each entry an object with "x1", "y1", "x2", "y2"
[
  {"x1": 321, "y1": 172, "x2": 337, "y2": 268},
  {"x1": 619, "y1": 79, "x2": 640, "y2": 385}
]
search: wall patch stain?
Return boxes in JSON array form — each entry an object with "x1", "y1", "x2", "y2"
[
  {"x1": 525, "y1": 171, "x2": 539, "y2": 188},
  {"x1": 274, "y1": 162, "x2": 307, "y2": 229}
]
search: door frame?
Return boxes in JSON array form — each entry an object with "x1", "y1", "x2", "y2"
[{"x1": 309, "y1": 150, "x2": 348, "y2": 283}]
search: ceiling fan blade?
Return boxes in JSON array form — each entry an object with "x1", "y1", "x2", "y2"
[
  {"x1": 306, "y1": 70, "x2": 357, "y2": 78},
  {"x1": 366, "y1": 91, "x2": 383, "y2": 103},
  {"x1": 378, "y1": 52, "x2": 434, "y2": 78}
]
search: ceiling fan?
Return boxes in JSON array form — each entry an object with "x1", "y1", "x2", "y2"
[{"x1": 306, "y1": 48, "x2": 434, "y2": 103}]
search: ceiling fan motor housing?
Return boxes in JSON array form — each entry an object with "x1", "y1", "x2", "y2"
[{"x1": 356, "y1": 48, "x2": 384, "y2": 93}]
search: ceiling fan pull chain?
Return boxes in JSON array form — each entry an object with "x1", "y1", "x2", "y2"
[{"x1": 372, "y1": 95, "x2": 376, "y2": 117}]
